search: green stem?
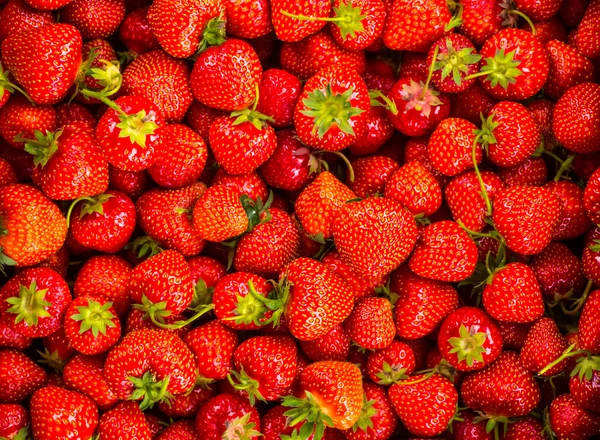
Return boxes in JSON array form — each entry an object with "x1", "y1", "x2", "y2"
[
  {"x1": 149, "y1": 304, "x2": 214, "y2": 330},
  {"x1": 554, "y1": 155, "x2": 575, "y2": 182},
  {"x1": 561, "y1": 279, "x2": 593, "y2": 316},
  {"x1": 462, "y1": 70, "x2": 494, "y2": 81},
  {"x1": 80, "y1": 89, "x2": 127, "y2": 118},
  {"x1": 456, "y1": 220, "x2": 497, "y2": 239},
  {"x1": 419, "y1": 46, "x2": 439, "y2": 101},
  {"x1": 369, "y1": 89, "x2": 398, "y2": 115},
  {"x1": 280, "y1": 10, "x2": 353, "y2": 23},
  {"x1": 471, "y1": 135, "x2": 492, "y2": 216},
  {"x1": 65, "y1": 196, "x2": 97, "y2": 228},
  {"x1": 507, "y1": 9, "x2": 536, "y2": 35},
  {"x1": 314, "y1": 150, "x2": 355, "y2": 182},
  {"x1": 538, "y1": 344, "x2": 587, "y2": 376}
]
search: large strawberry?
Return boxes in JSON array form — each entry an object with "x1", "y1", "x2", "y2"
[
  {"x1": 1, "y1": 23, "x2": 82, "y2": 105},
  {"x1": 545, "y1": 39, "x2": 596, "y2": 100},
  {"x1": 332, "y1": 197, "x2": 418, "y2": 281},
  {"x1": 0, "y1": 0, "x2": 55, "y2": 43},
  {"x1": 549, "y1": 394, "x2": 600, "y2": 440}
]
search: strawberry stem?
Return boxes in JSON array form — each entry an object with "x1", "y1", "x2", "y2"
[
  {"x1": 538, "y1": 344, "x2": 588, "y2": 376},
  {"x1": 282, "y1": 391, "x2": 335, "y2": 440},
  {"x1": 463, "y1": 49, "x2": 522, "y2": 89},
  {"x1": 471, "y1": 134, "x2": 492, "y2": 217},
  {"x1": 0, "y1": 62, "x2": 35, "y2": 105},
  {"x1": 15, "y1": 129, "x2": 62, "y2": 168},
  {"x1": 196, "y1": 16, "x2": 227, "y2": 55},
  {"x1": 560, "y1": 279, "x2": 593, "y2": 316},
  {"x1": 227, "y1": 366, "x2": 266, "y2": 406},
  {"x1": 506, "y1": 9, "x2": 536, "y2": 34},
  {"x1": 149, "y1": 303, "x2": 214, "y2": 330},
  {"x1": 368, "y1": 89, "x2": 398, "y2": 115},
  {"x1": 419, "y1": 46, "x2": 440, "y2": 101},
  {"x1": 314, "y1": 150, "x2": 355, "y2": 182},
  {"x1": 128, "y1": 371, "x2": 172, "y2": 410}
]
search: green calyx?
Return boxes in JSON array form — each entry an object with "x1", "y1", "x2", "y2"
[
  {"x1": 472, "y1": 412, "x2": 510, "y2": 440},
  {"x1": 444, "y1": 2, "x2": 463, "y2": 31},
  {"x1": 128, "y1": 371, "x2": 172, "y2": 410},
  {"x1": 242, "y1": 191, "x2": 274, "y2": 233},
  {"x1": 86, "y1": 60, "x2": 122, "y2": 95},
  {"x1": 133, "y1": 294, "x2": 173, "y2": 325},
  {"x1": 375, "y1": 362, "x2": 409, "y2": 386},
  {"x1": 245, "y1": 277, "x2": 292, "y2": 329},
  {"x1": 71, "y1": 298, "x2": 117, "y2": 338},
  {"x1": 66, "y1": 194, "x2": 115, "y2": 228},
  {"x1": 0, "y1": 427, "x2": 31, "y2": 440},
  {"x1": 230, "y1": 107, "x2": 273, "y2": 131},
  {"x1": 571, "y1": 355, "x2": 600, "y2": 382},
  {"x1": 125, "y1": 236, "x2": 164, "y2": 260},
  {"x1": 116, "y1": 109, "x2": 159, "y2": 148},
  {"x1": 434, "y1": 38, "x2": 482, "y2": 86},
  {"x1": 221, "y1": 412, "x2": 261, "y2": 440},
  {"x1": 368, "y1": 89, "x2": 398, "y2": 115},
  {"x1": 282, "y1": 391, "x2": 335, "y2": 440},
  {"x1": 478, "y1": 49, "x2": 523, "y2": 90},
  {"x1": 196, "y1": 16, "x2": 226, "y2": 56},
  {"x1": 190, "y1": 278, "x2": 214, "y2": 310},
  {"x1": 300, "y1": 83, "x2": 365, "y2": 138},
  {"x1": 16, "y1": 129, "x2": 62, "y2": 168},
  {"x1": 227, "y1": 366, "x2": 266, "y2": 406},
  {"x1": 221, "y1": 279, "x2": 271, "y2": 327},
  {"x1": 6, "y1": 281, "x2": 51, "y2": 327},
  {"x1": 474, "y1": 113, "x2": 499, "y2": 151},
  {"x1": 37, "y1": 347, "x2": 67, "y2": 374},
  {"x1": 447, "y1": 324, "x2": 488, "y2": 367},
  {"x1": 350, "y1": 395, "x2": 378, "y2": 433}
]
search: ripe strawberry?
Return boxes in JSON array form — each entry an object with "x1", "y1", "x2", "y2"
[
  {"x1": 476, "y1": 28, "x2": 549, "y2": 100},
  {"x1": 63, "y1": 354, "x2": 119, "y2": 411},
  {"x1": 294, "y1": 65, "x2": 369, "y2": 151},
  {"x1": 192, "y1": 184, "x2": 249, "y2": 242},
  {"x1": 409, "y1": 220, "x2": 478, "y2": 282},
  {"x1": 211, "y1": 170, "x2": 269, "y2": 204},
  {"x1": 224, "y1": 0, "x2": 271, "y2": 38},
  {"x1": 366, "y1": 340, "x2": 416, "y2": 384},
  {"x1": 348, "y1": 155, "x2": 399, "y2": 198},
  {"x1": 191, "y1": 39, "x2": 262, "y2": 111},
  {"x1": 0, "y1": 403, "x2": 28, "y2": 438},
  {"x1": 270, "y1": 0, "x2": 330, "y2": 42},
  {"x1": 73, "y1": 255, "x2": 132, "y2": 317},
  {"x1": 403, "y1": 136, "x2": 446, "y2": 185},
  {"x1": 344, "y1": 297, "x2": 394, "y2": 350},
  {"x1": 322, "y1": 250, "x2": 385, "y2": 301},
  {"x1": 449, "y1": 82, "x2": 497, "y2": 125},
  {"x1": 349, "y1": 106, "x2": 396, "y2": 156},
  {"x1": 579, "y1": 289, "x2": 600, "y2": 353},
  {"x1": 30, "y1": 386, "x2": 98, "y2": 440},
  {"x1": 383, "y1": 0, "x2": 454, "y2": 52},
  {"x1": 61, "y1": 0, "x2": 125, "y2": 39},
  {"x1": 0, "y1": 320, "x2": 32, "y2": 350},
  {"x1": 492, "y1": 186, "x2": 562, "y2": 255},
  {"x1": 585, "y1": 167, "x2": 600, "y2": 223},
  {"x1": 428, "y1": 34, "x2": 482, "y2": 93},
  {"x1": 0, "y1": 156, "x2": 17, "y2": 187},
  {"x1": 298, "y1": 324, "x2": 350, "y2": 362},
  {"x1": 531, "y1": 242, "x2": 585, "y2": 301},
  {"x1": 499, "y1": 157, "x2": 548, "y2": 187},
  {"x1": 545, "y1": 39, "x2": 596, "y2": 100},
  {"x1": 503, "y1": 416, "x2": 545, "y2": 440},
  {"x1": 156, "y1": 419, "x2": 197, "y2": 440},
  {"x1": 0, "y1": 0, "x2": 54, "y2": 43},
  {"x1": 55, "y1": 101, "x2": 96, "y2": 128},
  {"x1": 255, "y1": 69, "x2": 301, "y2": 128},
  {"x1": 122, "y1": 50, "x2": 194, "y2": 123},
  {"x1": 136, "y1": 183, "x2": 206, "y2": 257},
  {"x1": 108, "y1": 166, "x2": 152, "y2": 200},
  {"x1": 105, "y1": 328, "x2": 196, "y2": 408},
  {"x1": 461, "y1": 351, "x2": 541, "y2": 416},
  {"x1": 553, "y1": 82, "x2": 600, "y2": 154},
  {"x1": 147, "y1": 0, "x2": 225, "y2": 58},
  {"x1": 0, "y1": 349, "x2": 47, "y2": 402},
  {"x1": 392, "y1": 266, "x2": 459, "y2": 339},
  {"x1": 98, "y1": 400, "x2": 151, "y2": 439},
  {"x1": 547, "y1": 181, "x2": 592, "y2": 240},
  {"x1": 569, "y1": 355, "x2": 600, "y2": 413},
  {"x1": 549, "y1": 394, "x2": 600, "y2": 440},
  {"x1": 438, "y1": 306, "x2": 503, "y2": 372},
  {"x1": 229, "y1": 335, "x2": 297, "y2": 403},
  {"x1": 520, "y1": 317, "x2": 569, "y2": 376},
  {"x1": 23, "y1": 0, "x2": 72, "y2": 9},
  {"x1": 527, "y1": 99, "x2": 559, "y2": 151},
  {"x1": 0, "y1": 268, "x2": 70, "y2": 338},
  {"x1": 38, "y1": 328, "x2": 75, "y2": 373},
  {"x1": 447, "y1": 409, "x2": 493, "y2": 440},
  {"x1": 514, "y1": 0, "x2": 562, "y2": 20},
  {"x1": 2, "y1": 23, "x2": 82, "y2": 105},
  {"x1": 157, "y1": 385, "x2": 215, "y2": 418},
  {"x1": 280, "y1": 30, "x2": 367, "y2": 80},
  {"x1": 384, "y1": 160, "x2": 441, "y2": 216},
  {"x1": 196, "y1": 393, "x2": 261, "y2": 440},
  {"x1": 283, "y1": 361, "x2": 363, "y2": 432},
  {"x1": 0, "y1": 95, "x2": 57, "y2": 149},
  {"x1": 388, "y1": 373, "x2": 458, "y2": 438},
  {"x1": 333, "y1": 197, "x2": 418, "y2": 281},
  {"x1": 427, "y1": 117, "x2": 481, "y2": 176},
  {"x1": 583, "y1": 227, "x2": 600, "y2": 286},
  {"x1": 344, "y1": 382, "x2": 398, "y2": 440},
  {"x1": 118, "y1": 7, "x2": 159, "y2": 55},
  {"x1": 70, "y1": 190, "x2": 136, "y2": 253},
  {"x1": 574, "y1": 0, "x2": 600, "y2": 59},
  {"x1": 185, "y1": 101, "x2": 227, "y2": 141}
]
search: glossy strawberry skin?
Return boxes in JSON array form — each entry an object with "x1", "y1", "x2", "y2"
[
  {"x1": 63, "y1": 354, "x2": 119, "y2": 411},
  {"x1": 98, "y1": 400, "x2": 151, "y2": 440},
  {"x1": 344, "y1": 382, "x2": 399, "y2": 440},
  {"x1": 270, "y1": 0, "x2": 330, "y2": 42},
  {"x1": 499, "y1": 157, "x2": 548, "y2": 188},
  {"x1": 61, "y1": 0, "x2": 126, "y2": 39},
  {"x1": 118, "y1": 7, "x2": 159, "y2": 55},
  {"x1": 349, "y1": 155, "x2": 400, "y2": 198},
  {"x1": 344, "y1": 297, "x2": 395, "y2": 350},
  {"x1": 156, "y1": 419, "x2": 197, "y2": 440},
  {"x1": 196, "y1": 393, "x2": 261, "y2": 440},
  {"x1": 545, "y1": 39, "x2": 596, "y2": 100},
  {"x1": 0, "y1": 0, "x2": 55, "y2": 43},
  {"x1": 0, "y1": 403, "x2": 28, "y2": 438},
  {"x1": 157, "y1": 386, "x2": 215, "y2": 418},
  {"x1": 0, "y1": 95, "x2": 57, "y2": 149},
  {"x1": 531, "y1": 242, "x2": 585, "y2": 301},
  {"x1": 549, "y1": 394, "x2": 600, "y2": 440},
  {"x1": 579, "y1": 289, "x2": 600, "y2": 354},
  {"x1": 256, "y1": 69, "x2": 302, "y2": 128},
  {"x1": 0, "y1": 349, "x2": 48, "y2": 402},
  {"x1": 520, "y1": 317, "x2": 569, "y2": 376},
  {"x1": 192, "y1": 184, "x2": 247, "y2": 242},
  {"x1": 427, "y1": 117, "x2": 480, "y2": 177},
  {"x1": 384, "y1": 160, "x2": 441, "y2": 216},
  {"x1": 298, "y1": 324, "x2": 350, "y2": 362},
  {"x1": 224, "y1": 0, "x2": 272, "y2": 38},
  {"x1": 547, "y1": 180, "x2": 592, "y2": 240},
  {"x1": 574, "y1": 0, "x2": 600, "y2": 59}
]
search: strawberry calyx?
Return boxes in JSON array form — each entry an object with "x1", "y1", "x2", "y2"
[
  {"x1": 221, "y1": 412, "x2": 261, "y2": 440},
  {"x1": 350, "y1": 394, "x2": 378, "y2": 433},
  {"x1": 247, "y1": 277, "x2": 291, "y2": 329},
  {"x1": 282, "y1": 1, "x2": 367, "y2": 41},
  {"x1": 9, "y1": 427, "x2": 31, "y2": 440},
  {"x1": 570, "y1": 354, "x2": 600, "y2": 381},
  {"x1": 195, "y1": 374, "x2": 216, "y2": 390},
  {"x1": 560, "y1": 279, "x2": 594, "y2": 316},
  {"x1": 399, "y1": 47, "x2": 443, "y2": 119},
  {"x1": 197, "y1": 16, "x2": 227, "y2": 55},
  {"x1": 369, "y1": 89, "x2": 398, "y2": 115},
  {"x1": 70, "y1": 297, "x2": 118, "y2": 338},
  {"x1": 37, "y1": 347, "x2": 67, "y2": 374},
  {"x1": 433, "y1": 38, "x2": 482, "y2": 86},
  {"x1": 498, "y1": 0, "x2": 537, "y2": 34},
  {"x1": 538, "y1": 343, "x2": 589, "y2": 376},
  {"x1": 128, "y1": 371, "x2": 172, "y2": 410},
  {"x1": 16, "y1": 129, "x2": 62, "y2": 168},
  {"x1": 472, "y1": 412, "x2": 510, "y2": 440},
  {"x1": 125, "y1": 236, "x2": 164, "y2": 260},
  {"x1": 282, "y1": 390, "x2": 335, "y2": 440},
  {"x1": 464, "y1": 48, "x2": 523, "y2": 90},
  {"x1": 190, "y1": 278, "x2": 214, "y2": 310},
  {"x1": 221, "y1": 279, "x2": 270, "y2": 327},
  {"x1": 300, "y1": 83, "x2": 365, "y2": 138},
  {"x1": 5, "y1": 281, "x2": 51, "y2": 327},
  {"x1": 444, "y1": 1, "x2": 463, "y2": 31},
  {"x1": 65, "y1": 194, "x2": 115, "y2": 228},
  {"x1": 448, "y1": 324, "x2": 488, "y2": 367},
  {"x1": 0, "y1": 62, "x2": 34, "y2": 105},
  {"x1": 230, "y1": 85, "x2": 275, "y2": 131},
  {"x1": 374, "y1": 361, "x2": 409, "y2": 386},
  {"x1": 459, "y1": 239, "x2": 507, "y2": 296},
  {"x1": 227, "y1": 366, "x2": 266, "y2": 406}
]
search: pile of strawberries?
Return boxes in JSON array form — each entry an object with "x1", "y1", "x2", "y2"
[{"x1": 1, "y1": 0, "x2": 600, "y2": 438}]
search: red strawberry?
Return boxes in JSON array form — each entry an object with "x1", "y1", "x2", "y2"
[
  {"x1": 192, "y1": 184, "x2": 249, "y2": 242},
  {"x1": 333, "y1": 197, "x2": 418, "y2": 281},
  {"x1": 367, "y1": 340, "x2": 416, "y2": 385},
  {"x1": 503, "y1": 416, "x2": 545, "y2": 440},
  {"x1": 211, "y1": 171, "x2": 269, "y2": 206},
  {"x1": 428, "y1": 33, "x2": 482, "y2": 93},
  {"x1": 388, "y1": 373, "x2": 458, "y2": 438},
  {"x1": 547, "y1": 180, "x2": 592, "y2": 240},
  {"x1": 0, "y1": 349, "x2": 47, "y2": 402},
  {"x1": 531, "y1": 242, "x2": 585, "y2": 302},
  {"x1": 190, "y1": 39, "x2": 262, "y2": 111},
  {"x1": 499, "y1": 157, "x2": 548, "y2": 187},
  {"x1": 30, "y1": 386, "x2": 98, "y2": 440},
  {"x1": 0, "y1": 403, "x2": 28, "y2": 439},
  {"x1": 0, "y1": 95, "x2": 57, "y2": 149},
  {"x1": 256, "y1": 69, "x2": 302, "y2": 128},
  {"x1": 514, "y1": 0, "x2": 562, "y2": 20},
  {"x1": 570, "y1": 355, "x2": 600, "y2": 413},
  {"x1": 61, "y1": 0, "x2": 125, "y2": 39},
  {"x1": 553, "y1": 82, "x2": 600, "y2": 154},
  {"x1": 461, "y1": 351, "x2": 541, "y2": 417},
  {"x1": 549, "y1": 394, "x2": 600, "y2": 440},
  {"x1": 384, "y1": 160, "x2": 441, "y2": 216},
  {"x1": 344, "y1": 382, "x2": 399, "y2": 440},
  {"x1": 270, "y1": 0, "x2": 330, "y2": 42},
  {"x1": 438, "y1": 306, "x2": 503, "y2": 372},
  {"x1": 404, "y1": 136, "x2": 447, "y2": 185},
  {"x1": 449, "y1": 82, "x2": 497, "y2": 125},
  {"x1": 447, "y1": 409, "x2": 493, "y2": 440},
  {"x1": 298, "y1": 324, "x2": 350, "y2": 362},
  {"x1": 118, "y1": 7, "x2": 159, "y2": 55},
  {"x1": 70, "y1": 190, "x2": 136, "y2": 253},
  {"x1": 427, "y1": 117, "x2": 481, "y2": 176},
  {"x1": 0, "y1": 320, "x2": 32, "y2": 350},
  {"x1": 457, "y1": 0, "x2": 504, "y2": 47},
  {"x1": 157, "y1": 385, "x2": 215, "y2": 418},
  {"x1": 520, "y1": 317, "x2": 569, "y2": 376},
  {"x1": 0, "y1": 0, "x2": 54, "y2": 43},
  {"x1": 348, "y1": 155, "x2": 399, "y2": 198},
  {"x1": 579, "y1": 289, "x2": 600, "y2": 353},
  {"x1": 108, "y1": 166, "x2": 152, "y2": 200},
  {"x1": 155, "y1": 419, "x2": 197, "y2": 440},
  {"x1": 574, "y1": 0, "x2": 600, "y2": 60},
  {"x1": 98, "y1": 400, "x2": 151, "y2": 440},
  {"x1": 349, "y1": 106, "x2": 396, "y2": 156},
  {"x1": 185, "y1": 101, "x2": 227, "y2": 141},
  {"x1": 585, "y1": 167, "x2": 600, "y2": 223},
  {"x1": 492, "y1": 186, "x2": 562, "y2": 255},
  {"x1": 196, "y1": 393, "x2": 261, "y2": 440},
  {"x1": 63, "y1": 354, "x2": 119, "y2": 411},
  {"x1": 24, "y1": 0, "x2": 73, "y2": 10},
  {"x1": 147, "y1": 0, "x2": 225, "y2": 58},
  {"x1": 545, "y1": 39, "x2": 596, "y2": 100},
  {"x1": 55, "y1": 101, "x2": 96, "y2": 128},
  {"x1": 344, "y1": 297, "x2": 395, "y2": 350},
  {"x1": 38, "y1": 327, "x2": 76, "y2": 373},
  {"x1": 2, "y1": 23, "x2": 82, "y2": 104}
]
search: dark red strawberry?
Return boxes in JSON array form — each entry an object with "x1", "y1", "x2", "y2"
[
  {"x1": 428, "y1": 33, "x2": 482, "y2": 93},
  {"x1": 118, "y1": 7, "x2": 159, "y2": 55},
  {"x1": 344, "y1": 381, "x2": 399, "y2": 440},
  {"x1": 38, "y1": 327, "x2": 75, "y2": 373},
  {"x1": 549, "y1": 394, "x2": 600, "y2": 440},
  {"x1": 367, "y1": 339, "x2": 416, "y2": 385},
  {"x1": 547, "y1": 180, "x2": 592, "y2": 240},
  {"x1": 0, "y1": 349, "x2": 47, "y2": 402},
  {"x1": 108, "y1": 166, "x2": 152, "y2": 200},
  {"x1": 574, "y1": 0, "x2": 600, "y2": 60},
  {"x1": 499, "y1": 157, "x2": 548, "y2": 187},
  {"x1": 156, "y1": 419, "x2": 197, "y2": 440},
  {"x1": 520, "y1": 317, "x2": 569, "y2": 376},
  {"x1": 348, "y1": 155, "x2": 399, "y2": 198},
  {"x1": 157, "y1": 385, "x2": 215, "y2": 418},
  {"x1": 61, "y1": 0, "x2": 125, "y2": 39},
  {"x1": 449, "y1": 82, "x2": 497, "y2": 125},
  {"x1": 0, "y1": 403, "x2": 29, "y2": 439},
  {"x1": 298, "y1": 324, "x2": 350, "y2": 362},
  {"x1": 579, "y1": 289, "x2": 600, "y2": 353},
  {"x1": 256, "y1": 69, "x2": 302, "y2": 128}
]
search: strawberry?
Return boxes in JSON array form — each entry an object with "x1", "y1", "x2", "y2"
[
  {"x1": 1, "y1": 23, "x2": 82, "y2": 105},
  {"x1": 196, "y1": 393, "x2": 261, "y2": 440},
  {"x1": 294, "y1": 65, "x2": 369, "y2": 151},
  {"x1": 569, "y1": 355, "x2": 600, "y2": 413},
  {"x1": 63, "y1": 354, "x2": 119, "y2": 411},
  {"x1": 0, "y1": 268, "x2": 71, "y2": 338},
  {"x1": 348, "y1": 155, "x2": 399, "y2": 198},
  {"x1": 393, "y1": 266, "x2": 459, "y2": 339},
  {"x1": 382, "y1": 0, "x2": 455, "y2": 52},
  {"x1": 0, "y1": 403, "x2": 28, "y2": 439},
  {"x1": 108, "y1": 166, "x2": 152, "y2": 200},
  {"x1": 118, "y1": 7, "x2": 158, "y2": 55},
  {"x1": 283, "y1": 361, "x2": 363, "y2": 433},
  {"x1": 349, "y1": 106, "x2": 395, "y2": 156},
  {"x1": 155, "y1": 419, "x2": 197, "y2": 440},
  {"x1": 224, "y1": 0, "x2": 271, "y2": 38},
  {"x1": 298, "y1": 324, "x2": 350, "y2": 362},
  {"x1": 0, "y1": 349, "x2": 47, "y2": 402},
  {"x1": 428, "y1": 34, "x2": 482, "y2": 93},
  {"x1": 0, "y1": 95, "x2": 57, "y2": 149},
  {"x1": 147, "y1": 0, "x2": 225, "y2": 58},
  {"x1": 384, "y1": 160, "x2": 441, "y2": 216},
  {"x1": 75, "y1": 39, "x2": 119, "y2": 105},
  {"x1": 255, "y1": 69, "x2": 301, "y2": 128},
  {"x1": 449, "y1": 82, "x2": 497, "y2": 125},
  {"x1": 492, "y1": 186, "x2": 562, "y2": 255},
  {"x1": 23, "y1": 0, "x2": 72, "y2": 9},
  {"x1": 98, "y1": 400, "x2": 151, "y2": 439},
  {"x1": 520, "y1": 317, "x2": 569, "y2": 376},
  {"x1": 61, "y1": 0, "x2": 125, "y2": 39},
  {"x1": 503, "y1": 416, "x2": 545, "y2": 440},
  {"x1": 585, "y1": 167, "x2": 600, "y2": 223},
  {"x1": 211, "y1": 169, "x2": 269, "y2": 202},
  {"x1": 0, "y1": 184, "x2": 67, "y2": 267},
  {"x1": 388, "y1": 373, "x2": 458, "y2": 438},
  {"x1": 192, "y1": 184, "x2": 249, "y2": 242},
  {"x1": 38, "y1": 328, "x2": 75, "y2": 373},
  {"x1": 531, "y1": 242, "x2": 585, "y2": 302},
  {"x1": 344, "y1": 382, "x2": 399, "y2": 440},
  {"x1": 0, "y1": 320, "x2": 32, "y2": 350},
  {"x1": 344, "y1": 297, "x2": 395, "y2": 350},
  {"x1": 545, "y1": 39, "x2": 596, "y2": 100},
  {"x1": 461, "y1": 351, "x2": 541, "y2": 417},
  {"x1": 447, "y1": 409, "x2": 493, "y2": 440},
  {"x1": 404, "y1": 136, "x2": 447, "y2": 185},
  {"x1": 0, "y1": 156, "x2": 17, "y2": 187},
  {"x1": 553, "y1": 82, "x2": 600, "y2": 154},
  {"x1": 438, "y1": 306, "x2": 503, "y2": 372},
  {"x1": 270, "y1": 0, "x2": 330, "y2": 42},
  {"x1": 105, "y1": 328, "x2": 196, "y2": 408},
  {"x1": 549, "y1": 394, "x2": 600, "y2": 440},
  {"x1": 55, "y1": 101, "x2": 96, "y2": 128},
  {"x1": 579, "y1": 289, "x2": 600, "y2": 353},
  {"x1": 366, "y1": 340, "x2": 416, "y2": 385},
  {"x1": 190, "y1": 39, "x2": 262, "y2": 111},
  {"x1": 157, "y1": 385, "x2": 215, "y2": 418},
  {"x1": 280, "y1": 30, "x2": 367, "y2": 80},
  {"x1": 73, "y1": 255, "x2": 132, "y2": 317},
  {"x1": 63, "y1": 296, "x2": 121, "y2": 355},
  {"x1": 427, "y1": 117, "x2": 481, "y2": 176},
  {"x1": 547, "y1": 181, "x2": 592, "y2": 240},
  {"x1": 409, "y1": 220, "x2": 478, "y2": 282},
  {"x1": 0, "y1": 0, "x2": 54, "y2": 43},
  {"x1": 229, "y1": 335, "x2": 297, "y2": 403},
  {"x1": 136, "y1": 183, "x2": 206, "y2": 257},
  {"x1": 514, "y1": 0, "x2": 562, "y2": 20},
  {"x1": 526, "y1": 99, "x2": 558, "y2": 151},
  {"x1": 321, "y1": 249, "x2": 380, "y2": 302},
  {"x1": 456, "y1": 0, "x2": 503, "y2": 46},
  {"x1": 475, "y1": 28, "x2": 549, "y2": 100},
  {"x1": 122, "y1": 50, "x2": 194, "y2": 123},
  {"x1": 69, "y1": 190, "x2": 136, "y2": 253},
  {"x1": 574, "y1": 0, "x2": 600, "y2": 59},
  {"x1": 499, "y1": 157, "x2": 548, "y2": 187},
  {"x1": 30, "y1": 386, "x2": 98, "y2": 440}
]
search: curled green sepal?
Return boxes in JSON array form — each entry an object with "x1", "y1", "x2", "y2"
[
  {"x1": 128, "y1": 371, "x2": 172, "y2": 410},
  {"x1": 15, "y1": 129, "x2": 62, "y2": 168},
  {"x1": 433, "y1": 38, "x2": 482, "y2": 86},
  {"x1": 132, "y1": 294, "x2": 172, "y2": 325},
  {"x1": 116, "y1": 109, "x2": 159, "y2": 148},
  {"x1": 374, "y1": 362, "x2": 408, "y2": 386},
  {"x1": 447, "y1": 324, "x2": 487, "y2": 367},
  {"x1": 221, "y1": 412, "x2": 262, "y2": 440},
  {"x1": 246, "y1": 278, "x2": 291, "y2": 328},
  {"x1": 478, "y1": 48, "x2": 522, "y2": 89},
  {"x1": 70, "y1": 298, "x2": 117, "y2": 338},
  {"x1": 282, "y1": 390, "x2": 335, "y2": 440},
  {"x1": 5, "y1": 281, "x2": 51, "y2": 327},
  {"x1": 227, "y1": 366, "x2": 266, "y2": 406}
]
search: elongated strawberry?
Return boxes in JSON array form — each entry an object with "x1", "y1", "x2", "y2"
[
  {"x1": 63, "y1": 354, "x2": 119, "y2": 411},
  {"x1": 0, "y1": 349, "x2": 47, "y2": 402},
  {"x1": 427, "y1": 117, "x2": 481, "y2": 176}
]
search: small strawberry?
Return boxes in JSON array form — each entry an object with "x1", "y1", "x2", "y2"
[
  {"x1": 157, "y1": 385, "x2": 215, "y2": 418},
  {"x1": 0, "y1": 349, "x2": 47, "y2": 402},
  {"x1": 349, "y1": 106, "x2": 396, "y2": 156},
  {"x1": 428, "y1": 34, "x2": 482, "y2": 93},
  {"x1": 366, "y1": 340, "x2": 416, "y2": 385},
  {"x1": 0, "y1": 95, "x2": 57, "y2": 149},
  {"x1": 108, "y1": 166, "x2": 152, "y2": 200},
  {"x1": 61, "y1": 0, "x2": 125, "y2": 39},
  {"x1": 55, "y1": 101, "x2": 96, "y2": 128},
  {"x1": 298, "y1": 324, "x2": 350, "y2": 362},
  {"x1": 196, "y1": 393, "x2": 261, "y2": 440},
  {"x1": 384, "y1": 160, "x2": 442, "y2": 216},
  {"x1": 531, "y1": 241, "x2": 585, "y2": 302},
  {"x1": 574, "y1": 0, "x2": 600, "y2": 59},
  {"x1": 578, "y1": 289, "x2": 600, "y2": 353},
  {"x1": 344, "y1": 297, "x2": 395, "y2": 350},
  {"x1": 98, "y1": 400, "x2": 151, "y2": 439},
  {"x1": 520, "y1": 317, "x2": 569, "y2": 376},
  {"x1": 38, "y1": 328, "x2": 76, "y2": 373},
  {"x1": 63, "y1": 354, "x2": 119, "y2": 411},
  {"x1": 503, "y1": 416, "x2": 545, "y2": 440},
  {"x1": 427, "y1": 117, "x2": 481, "y2": 176},
  {"x1": 256, "y1": 69, "x2": 302, "y2": 128},
  {"x1": 155, "y1": 419, "x2": 197, "y2": 440},
  {"x1": 270, "y1": 0, "x2": 330, "y2": 42},
  {"x1": 549, "y1": 394, "x2": 600, "y2": 440}
]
